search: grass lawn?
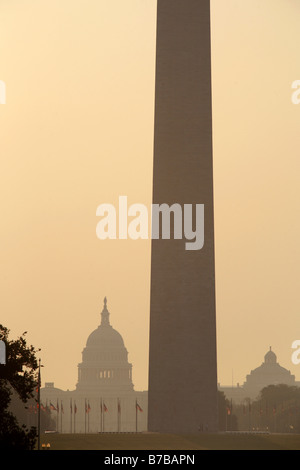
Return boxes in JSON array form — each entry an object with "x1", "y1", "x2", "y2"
[{"x1": 39, "y1": 432, "x2": 300, "y2": 450}]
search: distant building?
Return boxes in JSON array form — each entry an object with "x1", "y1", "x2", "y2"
[
  {"x1": 219, "y1": 347, "x2": 300, "y2": 403},
  {"x1": 41, "y1": 298, "x2": 147, "y2": 433}
]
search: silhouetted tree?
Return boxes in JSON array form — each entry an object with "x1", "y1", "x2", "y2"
[{"x1": 0, "y1": 325, "x2": 40, "y2": 449}]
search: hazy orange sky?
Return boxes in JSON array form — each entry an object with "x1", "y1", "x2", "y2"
[{"x1": 0, "y1": 0, "x2": 299, "y2": 392}]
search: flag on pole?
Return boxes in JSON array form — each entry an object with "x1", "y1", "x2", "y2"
[
  {"x1": 57, "y1": 399, "x2": 59, "y2": 413},
  {"x1": 61, "y1": 402, "x2": 64, "y2": 414},
  {"x1": 74, "y1": 400, "x2": 77, "y2": 434},
  {"x1": 136, "y1": 403, "x2": 143, "y2": 412},
  {"x1": 135, "y1": 399, "x2": 142, "y2": 433},
  {"x1": 50, "y1": 402, "x2": 57, "y2": 411},
  {"x1": 36, "y1": 364, "x2": 41, "y2": 394},
  {"x1": 85, "y1": 400, "x2": 91, "y2": 413},
  {"x1": 103, "y1": 403, "x2": 108, "y2": 412},
  {"x1": 117, "y1": 398, "x2": 121, "y2": 433}
]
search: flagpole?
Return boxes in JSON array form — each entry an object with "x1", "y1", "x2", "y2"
[
  {"x1": 100, "y1": 398, "x2": 103, "y2": 433},
  {"x1": 74, "y1": 400, "x2": 76, "y2": 434},
  {"x1": 70, "y1": 399, "x2": 72, "y2": 434},
  {"x1": 85, "y1": 398, "x2": 86, "y2": 434},
  {"x1": 248, "y1": 399, "x2": 251, "y2": 432},
  {"x1": 88, "y1": 400, "x2": 90, "y2": 433},
  {"x1": 37, "y1": 358, "x2": 41, "y2": 450},
  {"x1": 103, "y1": 401, "x2": 105, "y2": 433},
  {"x1": 117, "y1": 398, "x2": 120, "y2": 433},
  {"x1": 56, "y1": 399, "x2": 59, "y2": 433},
  {"x1": 135, "y1": 398, "x2": 138, "y2": 433},
  {"x1": 61, "y1": 400, "x2": 63, "y2": 433}
]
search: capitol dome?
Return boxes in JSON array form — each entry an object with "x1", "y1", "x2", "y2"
[
  {"x1": 264, "y1": 346, "x2": 277, "y2": 364},
  {"x1": 86, "y1": 320, "x2": 125, "y2": 349},
  {"x1": 76, "y1": 297, "x2": 134, "y2": 393}
]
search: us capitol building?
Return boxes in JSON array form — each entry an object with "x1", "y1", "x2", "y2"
[{"x1": 41, "y1": 298, "x2": 147, "y2": 433}]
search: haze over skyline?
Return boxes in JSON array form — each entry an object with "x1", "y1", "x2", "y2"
[{"x1": 0, "y1": 0, "x2": 299, "y2": 392}]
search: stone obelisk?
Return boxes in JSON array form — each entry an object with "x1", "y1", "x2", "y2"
[{"x1": 148, "y1": 0, "x2": 218, "y2": 433}]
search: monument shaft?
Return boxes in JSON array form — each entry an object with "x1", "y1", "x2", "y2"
[{"x1": 148, "y1": 0, "x2": 218, "y2": 433}]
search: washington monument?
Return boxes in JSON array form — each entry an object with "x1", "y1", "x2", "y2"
[{"x1": 148, "y1": 0, "x2": 218, "y2": 433}]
